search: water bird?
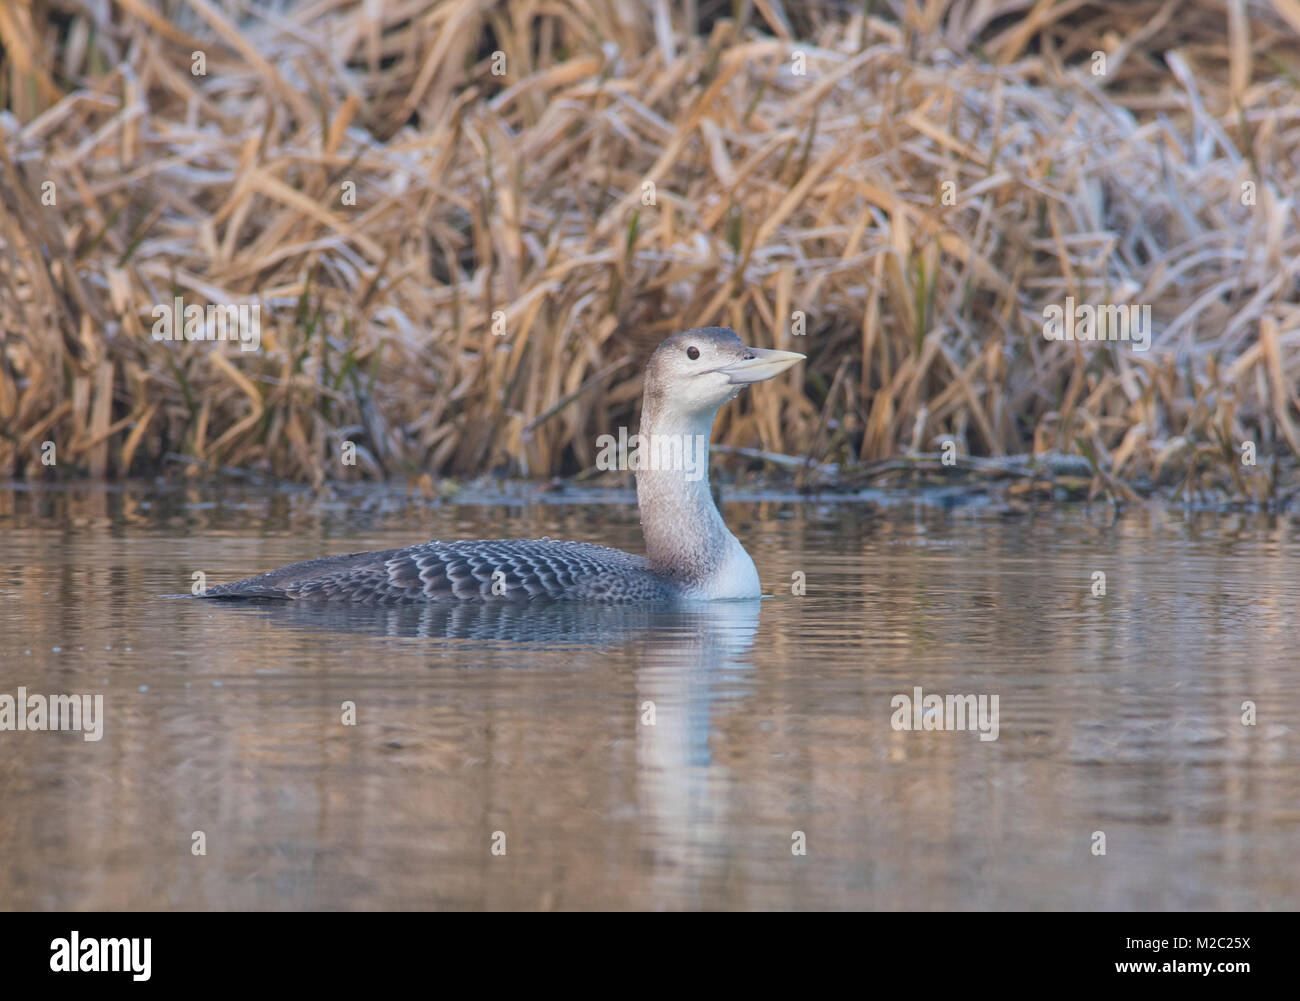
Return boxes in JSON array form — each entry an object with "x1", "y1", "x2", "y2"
[{"x1": 201, "y1": 328, "x2": 804, "y2": 603}]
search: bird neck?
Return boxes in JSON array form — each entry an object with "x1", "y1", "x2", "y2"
[{"x1": 634, "y1": 399, "x2": 734, "y2": 583}]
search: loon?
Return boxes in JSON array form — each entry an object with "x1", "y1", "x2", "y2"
[{"x1": 201, "y1": 327, "x2": 804, "y2": 604}]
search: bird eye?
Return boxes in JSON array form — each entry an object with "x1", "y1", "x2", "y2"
[{"x1": 686, "y1": 346, "x2": 700, "y2": 360}]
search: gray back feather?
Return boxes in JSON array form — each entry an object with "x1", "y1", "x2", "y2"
[{"x1": 202, "y1": 539, "x2": 673, "y2": 604}]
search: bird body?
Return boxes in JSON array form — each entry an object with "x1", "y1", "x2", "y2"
[
  {"x1": 202, "y1": 539, "x2": 672, "y2": 603},
  {"x1": 201, "y1": 328, "x2": 803, "y2": 604}
]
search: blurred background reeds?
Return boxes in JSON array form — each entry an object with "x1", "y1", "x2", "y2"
[{"x1": 1, "y1": 0, "x2": 1297, "y2": 500}]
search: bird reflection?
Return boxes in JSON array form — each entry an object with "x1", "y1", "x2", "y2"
[
  {"x1": 629, "y1": 600, "x2": 761, "y2": 900},
  {"x1": 207, "y1": 596, "x2": 762, "y2": 898},
  {"x1": 207, "y1": 596, "x2": 757, "y2": 650}
]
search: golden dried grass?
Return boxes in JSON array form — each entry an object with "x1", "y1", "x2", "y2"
[{"x1": 0, "y1": 0, "x2": 1297, "y2": 502}]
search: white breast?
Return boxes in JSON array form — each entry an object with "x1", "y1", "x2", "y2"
[{"x1": 689, "y1": 532, "x2": 761, "y2": 600}]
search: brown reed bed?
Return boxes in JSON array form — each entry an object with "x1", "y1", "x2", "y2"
[{"x1": 1, "y1": 0, "x2": 1298, "y2": 505}]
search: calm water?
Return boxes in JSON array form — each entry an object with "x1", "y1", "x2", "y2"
[{"x1": 1, "y1": 484, "x2": 1297, "y2": 911}]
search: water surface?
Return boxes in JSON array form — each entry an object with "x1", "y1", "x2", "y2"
[{"x1": 1, "y1": 484, "x2": 1296, "y2": 910}]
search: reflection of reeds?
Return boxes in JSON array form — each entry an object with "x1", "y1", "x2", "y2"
[{"x1": 0, "y1": 1, "x2": 1297, "y2": 497}]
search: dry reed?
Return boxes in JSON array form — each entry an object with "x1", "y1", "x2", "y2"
[{"x1": 1, "y1": 0, "x2": 1297, "y2": 504}]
